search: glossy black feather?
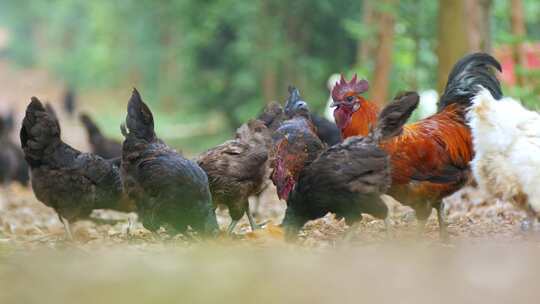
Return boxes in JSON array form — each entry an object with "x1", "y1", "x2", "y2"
[{"x1": 438, "y1": 52, "x2": 502, "y2": 111}]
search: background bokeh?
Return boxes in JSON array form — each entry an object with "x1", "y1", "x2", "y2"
[{"x1": 0, "y1": 0, "x2": 539, "y2": 154}]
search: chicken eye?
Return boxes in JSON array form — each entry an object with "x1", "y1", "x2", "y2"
[{"x1": 346, "y1": 96, "x2": 354, "y2": 102}]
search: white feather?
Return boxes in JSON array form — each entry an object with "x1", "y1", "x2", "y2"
[{"x1": 468, "y1": 88, "x2": 540, "y2": 216}]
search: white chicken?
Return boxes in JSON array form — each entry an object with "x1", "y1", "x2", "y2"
[{"x1": 468, "y1": 88, "x2": 540, "y2": 228}]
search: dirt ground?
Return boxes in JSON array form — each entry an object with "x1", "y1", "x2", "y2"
[
  {"x1": 1, "y1": 184, "x2": 540, "y2": 304},
  {"x1": 0, "y1": 181, "x2": 534, "y2": 249}
]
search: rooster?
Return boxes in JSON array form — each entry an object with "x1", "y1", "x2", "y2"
[
  {"x1": 121, "y1": 89, "x2": 218, "y2": 236},
  {"x1": 331, "y1": 53, "x2": 503, "y2": 238},
  {"x1": 274, "y1": 88, "x2": 419, "y2": 238},
  {"x1": 468, "y1": 88, "x2": 540, "y2": 230}
]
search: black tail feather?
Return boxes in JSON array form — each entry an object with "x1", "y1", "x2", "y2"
[
  {"x1": 20, "y1": 97, "x2": 61, "y2": 167},
  {"x1": 438, "y1": 53, "x2": 502, "y2": 111},
  {"x1": 284, "y1": 86, "x2": 306, "y2": 116},
  {"x1": 80, "y1": 113, "x2": 103, "y2": 140},
  {"x1": 125, "y1": 88, "x2": 155, "y2": 141}
]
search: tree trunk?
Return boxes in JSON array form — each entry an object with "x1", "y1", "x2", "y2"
[
  {"x1": 357, "y1": 0, "x2": 374, "y2": 65},
  {"x1": 259, "y1": 0, "x2": 278, "y2": 103},
  {"x1": 262, "y1": 67, "x2": 277, "y2": 104},
  {"x1": 510, "y1": 0, "x2": 526, "y2": 87},
  {"x1": 465, "y1": 0, "x2": 492, "y2": 52},
  {"x1": 370, "y1": 0, "x2": 396, "y2": 106},
  {"x1": 436, "y1": 0, "x2": 471, "y2": 93}
]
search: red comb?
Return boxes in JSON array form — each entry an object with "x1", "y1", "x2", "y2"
[{"x1": 331, "y1": 74, "x2": 369, "y2": 101}]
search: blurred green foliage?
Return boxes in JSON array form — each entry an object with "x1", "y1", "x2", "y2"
[{"x1": 1, "y1": 0, "x2": 540, "y2": 137}]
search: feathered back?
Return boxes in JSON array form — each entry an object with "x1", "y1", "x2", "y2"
[
  {"x1": 124, "y1": 88, "x2": 156, "y2": 142},
  {"x1": 20, "y1": 97, "x2": 62, "y2": 167},
  {"x1": 438, "y1": 53, "x2": 502, "y2": 111},
  {"x1": 469, "y1": 88, "x2": 538, "y2": 152},
  {"x1": 371, "y1": 91, "x2": 419, "y2": 142}
]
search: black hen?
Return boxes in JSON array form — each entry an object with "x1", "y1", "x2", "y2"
[
  {"x1": 0, "y1": 113, "x2": 29, "y2": 186},
  {"x1": 121, "y1": 89, "x2": 218, "y2": 236},
  {"x1": 80, "y1": 113, "x2": 122, "y2": 159},
  {"x1": 20, "y1": 99, "x2": 127, "y2": 239},
  {"x1": 277, "y1": 90, "x2": 419, "y2": 238}
]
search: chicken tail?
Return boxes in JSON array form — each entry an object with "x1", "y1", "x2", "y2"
[
  {"x1": 20, "y1": 97, "x2": 62, "y2": 168},
  {"x1": 438, "y1": 52, "x2": 502, "y2": 112},
  {"x1": 370, "y1": 92, "x2": 419, "y2": 142},
  {"x1": 284, "y1": 86, "x2": 309, "y2": 117},
  {"x1": 124, "y1": 88, "x2": 156, "y2": 142},
  {"x1": 80, "y1": 113, "x2": 104, "y2": 143}
]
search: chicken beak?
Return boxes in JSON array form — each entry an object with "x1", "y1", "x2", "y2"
[{"x1": 330, "y1": 101, "x2": 342, "y2": 108}]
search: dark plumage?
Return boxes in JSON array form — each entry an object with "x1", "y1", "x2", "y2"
[
  {"x1": 121, "y1": 89, "x2": 218, "y2": 236},
  {"x1": 80, "y1": 113, "x2": 122, "y2": 159},
  {"x1": 257, "y1": 101, "x2": 340, "y2": 146},
  {"x1": 437, "y1": 52, "x2": 502, "y2": 111},
  {"x1": 197, "y1": 119, "x2": 272, "y2": 233},
  {"x1": 277, "y1": 90, "x2": 419, "y2": 238},
  {"x1": 256, "y1": 102, "x2": 284, "y2": 132},
  {"x1": 20, "y1": 99, "x2": 128, "y2": 238},
  {"x1": 311, "y1": 114, "x2": 341, "y2": 146},
  {"x1": 0, "y1": 113, "x2": 29, "y2": 186}
]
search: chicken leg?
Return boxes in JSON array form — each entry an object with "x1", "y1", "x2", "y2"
[
  {"x1": 436, "y1": 202, "x2": 449, "y2": 241},
  {"x1": 246, "y1": 211, "x2": 262, "y2": 231},
  {"x1": 227, "y1": 220, "x2": 239, "y2": 235},
  {"x1": 384, "y1": 217, "x2": 393, "y2": 238},
  {"x1": 58, "y1": 215, "x2": 73, "y2": 241}
]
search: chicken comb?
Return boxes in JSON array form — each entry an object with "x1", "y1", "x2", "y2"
[{"x1": 331, "y1": 74, "x2": 369, "y2": 101}]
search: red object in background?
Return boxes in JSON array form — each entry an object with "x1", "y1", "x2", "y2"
[{"x1": 495, "y1": 43, "x2": 540, "y2": 85}]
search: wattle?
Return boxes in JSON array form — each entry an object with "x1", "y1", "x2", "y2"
[{"x1": 334, "y1": 107, "x2": 352, "y2": 130}]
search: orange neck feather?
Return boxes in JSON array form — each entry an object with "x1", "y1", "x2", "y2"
[{"x1": 340, "y1": 99, "x2": 380, "y2": 138}]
